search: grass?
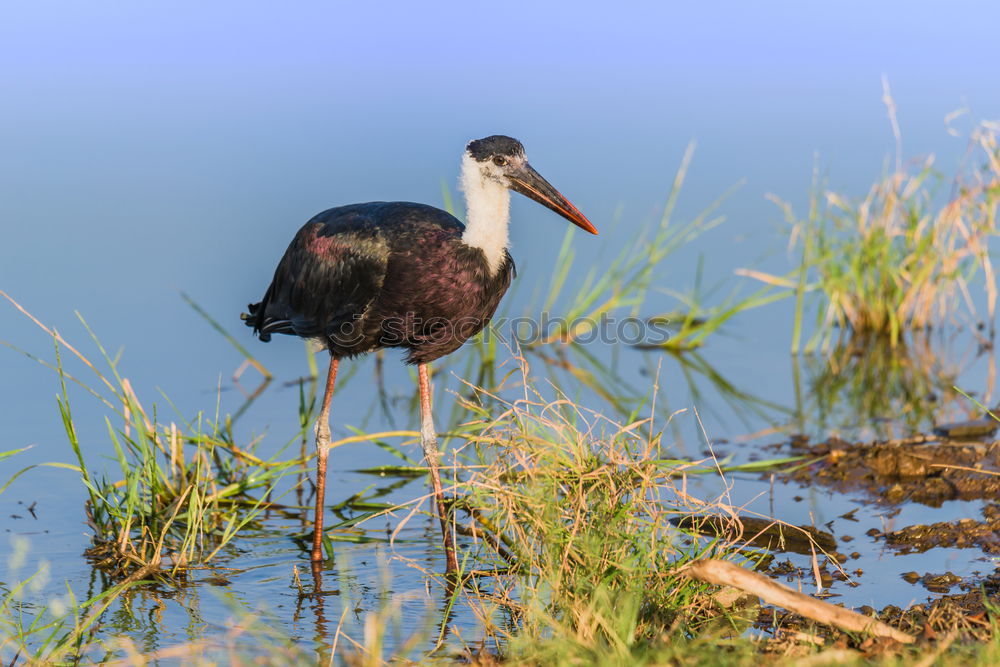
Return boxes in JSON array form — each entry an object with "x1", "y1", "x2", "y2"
[
  {"x1": 1, "y1": 291, "x2": 309, "y2": 585},
  {"x1": 371, "y1": 356, "x2": 1000, "y2": 666},
  {"x1": 746, "y1": 112, "x2": 1000, "y2": 351},
  {"x1": 420, "y1": 359, "x2": 803, "y2": 664},
  {"x1": 0, "y1": 293, "x2": 454, "y2": 664}
]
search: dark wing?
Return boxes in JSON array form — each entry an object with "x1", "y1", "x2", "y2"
[{"x1": 244, "y1": 205, "x2": 392, "y2": 341}]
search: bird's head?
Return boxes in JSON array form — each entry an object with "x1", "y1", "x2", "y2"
[{"x1": 465, "y1": 135, "x2": 598, "y2": 235}]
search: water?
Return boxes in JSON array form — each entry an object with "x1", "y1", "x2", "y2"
[{"x1": 3, "y1": 1, "x2": 1000, "y2": 660}]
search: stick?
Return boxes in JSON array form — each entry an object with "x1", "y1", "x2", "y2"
[{"x1": 685, "y1": 559, "x2": 914, "y2": 644}]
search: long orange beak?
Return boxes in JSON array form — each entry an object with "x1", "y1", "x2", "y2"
[{"x1": 507, "y1": 163, "x2": 598, "y2": 235}]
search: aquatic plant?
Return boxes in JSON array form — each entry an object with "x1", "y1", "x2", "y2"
[
  {"x1": 749, "y1": 115, "x2": 999, "y2": 351},
  {"x1": 414, "y1": 359, "x2": 804, "y2": 664},
  {"x1": 1, "y1": 292, "x2": 305, "y2": 582}
]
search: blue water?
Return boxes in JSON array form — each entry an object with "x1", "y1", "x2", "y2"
[{"x1": 2, "y1": 1, "x2": 1000, "y2": 660}]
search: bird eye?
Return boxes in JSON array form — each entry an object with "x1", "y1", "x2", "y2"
[{"x1": 492, "y1": 156, "x2": 507, "y2": 166}]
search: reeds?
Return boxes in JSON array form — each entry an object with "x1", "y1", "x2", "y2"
[
  {"x1": 441, "y1": 361, "x2": 798, "y2": 664},
  {"x1": 1, "y1": 292, "x2": 302, "y2": 583},
  {"x1": 749, "y1": 119, "x2": 1000, "y2": 351}
]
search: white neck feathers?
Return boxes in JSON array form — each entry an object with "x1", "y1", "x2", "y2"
[{"x1": 459, "y1": 153, "x2": 510, "y2": 274}]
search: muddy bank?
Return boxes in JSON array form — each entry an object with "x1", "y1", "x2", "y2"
[
  {"x1": 877, "y1": 501, "x2": 1000, "y2": 554},
  {"x1": 672, "y1": 515, "x2": 836, "y2": 555},
  {"x1": 756, "y1": 571, "x2": 1000, "y2": 657},
  {"x1": 776, "y1": 435, "x2": 1000, "y2": 506}
]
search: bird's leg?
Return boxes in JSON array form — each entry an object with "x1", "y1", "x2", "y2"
[
  {"x1": 418, "y1": 363, "x2": 459, "y2": 574},
  {"x1": 311, "y1": 356, "x2": 339, "y2": 570}
]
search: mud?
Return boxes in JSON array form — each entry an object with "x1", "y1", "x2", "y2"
[
  {"x1": 757, "y1": 572, "x2": 1000, "y2": 656},
  {"x1": 672, "y1": 515, "x2": 837, "y2": 555},
  {"x1": 778, "y1": 435, "x2": 1000, "y2": 506},
  {"x1": 877, "y1": 502, "x2": 1000, "y2": 554},
  {"x1": 900, "y1": 571, "x2": 963, "y2": 593},
  {"x1": 754, "y1": 431, "x2": 1000, "y2": 656},
  {"x1": 874, "y1": 570, "x2": 1000, "y2": 638}
]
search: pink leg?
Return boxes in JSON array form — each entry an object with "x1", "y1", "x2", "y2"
[
  {"x1": 418, "y1": 363, "x2": 459, "y2": 574},
  {"x1": 311, "y1": 357, "x2": 339, "y2": 569}
]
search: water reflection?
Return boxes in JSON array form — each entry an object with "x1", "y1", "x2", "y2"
[{"x1": 793, "y1": 331, "x2": 995, "y2": 441}]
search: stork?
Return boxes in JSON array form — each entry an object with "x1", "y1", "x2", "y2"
[{"x1": 243, "y1": 135, "x2": 597, "y2": 573}]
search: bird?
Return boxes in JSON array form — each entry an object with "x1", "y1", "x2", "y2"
[{"x1": 242, "y1": 135, "x2": 597, "y2": 574}]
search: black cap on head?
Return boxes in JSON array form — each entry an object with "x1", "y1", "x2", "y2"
[{"x1": 466, "y1": 135, "x2": 525, "y2": 162}]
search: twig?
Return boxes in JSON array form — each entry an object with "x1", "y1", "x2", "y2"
[
  {"x1": 929, "y1": 462, "x2": 1000, "y2": 477},
  {"x1": 684, "y1": 559, "x2": 914, "y2": 643}
]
